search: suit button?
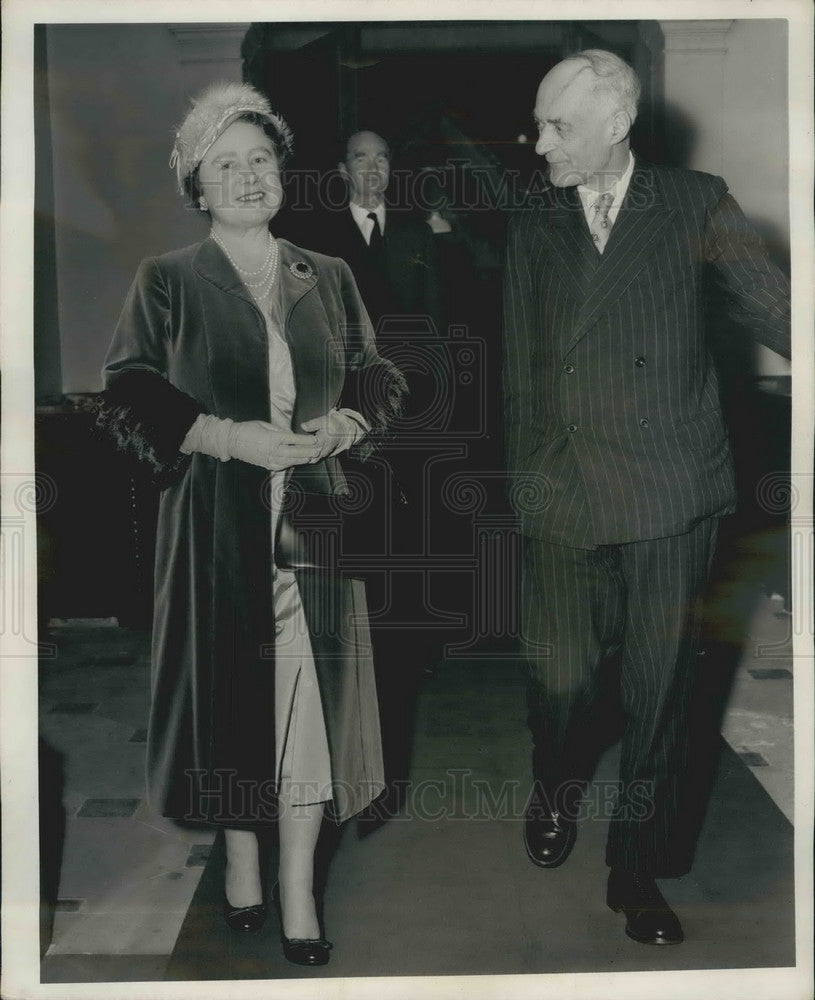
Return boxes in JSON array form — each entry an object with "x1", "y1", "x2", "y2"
[
  {"x1": 639, "y1": 418, "x2": 650, "y2": 428},
  {"x1": 634, "y1": 356, "x2": 646, "y2": 367},
  {"x1": 567, "y1": 423, "x2": 578, "y2": 433},
  {"x1": 563, "y1": 364, "x2": 575, "y2": 374}
]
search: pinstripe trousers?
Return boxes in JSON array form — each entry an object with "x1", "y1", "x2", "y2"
[{"x1": 522, "y1": 518, "x2": 718, "y2": 876}]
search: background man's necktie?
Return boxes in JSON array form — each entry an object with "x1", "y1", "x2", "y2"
[
  {"x1": 367, "y1": 212, "x2": 384, "y2": 250},
  {"x1": 589, "y1": 191, "x2": 614, "y2": 253}
]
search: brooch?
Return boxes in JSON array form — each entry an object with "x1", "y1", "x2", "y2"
[{"x1": 289, "y1": 261, "x2": 314, "y2": 280}]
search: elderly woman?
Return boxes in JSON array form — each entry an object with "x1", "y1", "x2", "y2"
[{"x1": 96, "y1": 83, "x2": 406, "y2": 966}]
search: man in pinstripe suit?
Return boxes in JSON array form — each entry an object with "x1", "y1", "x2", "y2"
[{"x1": 503, "y1": 49, "x2": 790, "y2": 944}]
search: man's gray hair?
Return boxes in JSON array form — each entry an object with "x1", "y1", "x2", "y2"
[{"x1": 568, "y1": 49, "x2": 641, "y2": 123}]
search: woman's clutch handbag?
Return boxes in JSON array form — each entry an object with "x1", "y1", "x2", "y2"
[
  {"x1": 275, "y1": 502, "x2": 326, "y2": 571},
  {"x1": 274, "y1": 358, "x2": 409, "y2": 572},
  {"x1": 274, "y1": 446, "x2": 408, "y2": 573}
]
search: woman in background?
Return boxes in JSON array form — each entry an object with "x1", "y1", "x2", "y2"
[{"x1": 97, "y1": 83, "x2": 406, "y2": 966}]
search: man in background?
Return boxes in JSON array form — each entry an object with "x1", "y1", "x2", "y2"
[
  {"x1": 289, "y1": 130, "x2": 443, "y2": 836},
  {"x1": 312, "y1": 130, "x2": 441, "y2": 329}
]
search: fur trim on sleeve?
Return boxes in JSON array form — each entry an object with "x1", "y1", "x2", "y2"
[
  {"x1": 345, "y1": 357, "x2": 409, "y2": 461},
  {"x1": 93, "y1": 370, "x2": 204, "y2": 488}
]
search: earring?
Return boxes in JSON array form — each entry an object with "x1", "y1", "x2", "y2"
[{"x1": 199, "y1": 197, "x2": 209, "y2": 212}]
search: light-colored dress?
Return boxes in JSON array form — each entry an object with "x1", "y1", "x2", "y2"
[{"x1": 263, "y1": 277, "x2": 333, "y2": 806}]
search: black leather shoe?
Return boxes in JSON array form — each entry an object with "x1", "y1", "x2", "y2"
[
  {"x1": 223, "y1": 896, "x2": 267, "y2": 933},
  {"x1": 523, "y1": 807, "x2": 576, "y2": 868},
  {"x1": 272, "y1": 883, "x2": 333, "y2": 966},
  {"x1": 607, "y1": 869, "x2": 684, "y2": 945}
]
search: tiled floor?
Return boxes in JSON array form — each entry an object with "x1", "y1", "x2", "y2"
[
  {"x1": 38, "y1": 622, "x2": 216, "y2": 971},
  {"x1": 719, "y1": 594, "x2": 794, "y2": 822},
  {"x1": 38, "y1": 591, "x2": 794, "y2": 978},
  {"x1": 165, "y1": 730, "x2": 794, "y2": 980}
]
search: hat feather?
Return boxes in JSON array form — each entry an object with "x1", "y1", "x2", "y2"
[{"x1": 169, "y1": 81, "x2": 293, "y2": 194}]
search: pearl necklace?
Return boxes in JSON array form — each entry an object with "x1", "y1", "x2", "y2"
[
  {"x1": 211, "y1": 231, "x2": 279, "y2": 294},
  {"x1": 250, "y1": 254, "x2": 279, "y2": 305},
  {"x1": 210, "y1": 230, "x2": 273, "y2": 278}
]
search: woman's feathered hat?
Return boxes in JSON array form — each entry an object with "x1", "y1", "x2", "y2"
[{"x1": 169, "y1": 81, "x2": 294, "y2": 194}]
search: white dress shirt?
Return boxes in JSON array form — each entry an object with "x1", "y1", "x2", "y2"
[
  {"x1": 349, "y1": 201, "x2": 386, "y2": 245},
  {"x1": 576, "y1": 151, "x2": 635, "y2": 230}
]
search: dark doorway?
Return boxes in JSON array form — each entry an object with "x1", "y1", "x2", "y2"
[{"x1": 244, "y1": 20, "x2": 664, "y2": 181}]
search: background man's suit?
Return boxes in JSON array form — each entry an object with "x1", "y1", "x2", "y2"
[
  {"x1": 503, "y1": 158, "x2": 790, "y2": 875},
  {"x1": 300, "y1": 207, "x2": 442, "y2": 335},
  {"x1": 290, "y1": 203, "x2": 442, "y2": 826}
]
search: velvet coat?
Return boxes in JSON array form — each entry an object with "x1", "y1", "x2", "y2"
[{"x1": 98, "y1": 237, "x2": 407, "y2": 825}]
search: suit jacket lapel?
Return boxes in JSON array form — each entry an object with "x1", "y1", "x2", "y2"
[
  {"x1": 340, "y1": 206, "x2": 370, "y2": 260},
  {"x1": 533, "y1": 185, "x2": 597, "y2": 304},
  {"x1": 565, "y1": 160, "x2": 677, "y2": 351}
]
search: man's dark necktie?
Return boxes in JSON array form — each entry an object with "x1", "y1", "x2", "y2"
[{"x1": 367, "y1": 212, "x2": 384, "y2": 251}]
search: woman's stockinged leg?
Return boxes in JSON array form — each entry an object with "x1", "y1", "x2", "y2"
[
  {"x1": 277, "y1": 794, "x2": 325, "y2": 939},
  {"x1": 224, "y1": 828, "x2": 263, "y2": 908}
]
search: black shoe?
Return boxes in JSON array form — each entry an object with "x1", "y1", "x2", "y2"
[
  {"x1": 222, "y1": 896, "x2": 267, "y2": 933},
  {"x1": 523, "y1": 807, "x2": 576, "y2": 868},
  {"x1": 272, "y1": 883, "x2": 333, "y2": 966},
  {"x1": 606, "y1": 869, "x2": 684, "y2": 945}
]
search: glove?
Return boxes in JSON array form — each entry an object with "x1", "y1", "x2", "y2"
[
  {"x1": 180, "y1": 414, "x2": 319, "y2": 470},
  {"x1": 300, "y1": 408, "x2": 370, "y2": 461}
]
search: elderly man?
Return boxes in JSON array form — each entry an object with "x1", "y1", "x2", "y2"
[{"x1": 503, "y1": 49, "x2": 790, "y2": 944}]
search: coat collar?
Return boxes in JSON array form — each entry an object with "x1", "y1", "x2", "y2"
[
  {"x1": 534, "y1": 158, "x2": 677, "y2": 350},
  {"x1": 277, "y1": 239, "x2": 320, "y2": 320},
  {"x1": 191, "y1": 235, "x2": 319, "y2": 317}
]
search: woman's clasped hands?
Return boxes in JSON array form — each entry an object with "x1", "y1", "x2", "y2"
[
  {"x1": 180, "y1": 408, "x2": 370, "y2": 471},
  {"x1": 300, "y1": 408, "x2": 370, "y2": 462},
  {"x1": 181, "y1": 413, "x2": 318, "y2": 470},
  {"x1": 227, "y1": 420, "x2": 321, "y2": 470},
  {"x1": 230, "y1": 406, "x2": 369, "y2": 469}
]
